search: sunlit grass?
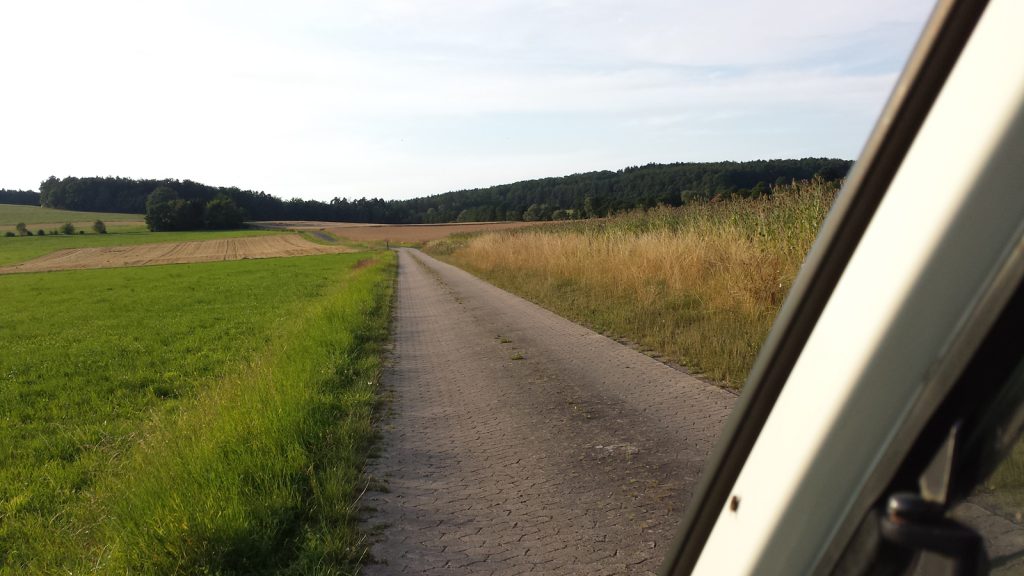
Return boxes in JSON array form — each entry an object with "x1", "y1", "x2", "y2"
[
  {"x1": 0, "y1": 252, "x2": 394, "y2": 574},
  {"x1": 0, "y1": 203, "x2": 142, "y2": 226},
  {"x1": 426, "y1": 179, "x2": 837, "y2": 386}
]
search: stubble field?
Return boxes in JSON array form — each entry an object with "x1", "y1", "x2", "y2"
[
  {"x1": 0, "y1": 227, "x2": 277, "y2": 267},
  {"x1": 255, "y1": 220, "x2": 547, "y2": 243},
  {"x1": 0, "y1": 234, "x2": 353, "y2": 274}
]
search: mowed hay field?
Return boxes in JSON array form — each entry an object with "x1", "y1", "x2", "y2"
[
  {"x1": 0, "y1": 251, "x2": 395, "y2": 574},
  {"x1": 0, "y1": 234, "x2": 353, "y2": 274},
  {"x1": 425, "y1": 179, "x2": 838, "y2": 387},
  {"x1": 0, "y1": 203, "x2": 143, "y2": 232},
  {"x1": 0, "y1": 227, "x2": 276, "y2": 267},
  {"x1": 256, "y1": 220, "x2": 547, "y2": 244}
]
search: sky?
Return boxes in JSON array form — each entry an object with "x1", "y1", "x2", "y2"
[{"x1": 0, "y1": 0, "x2": 936, "y2": 202}]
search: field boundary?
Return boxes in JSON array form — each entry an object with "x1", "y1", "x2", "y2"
[{"x1": 0, "y1": 234, "x2": 353, "y2": 274}]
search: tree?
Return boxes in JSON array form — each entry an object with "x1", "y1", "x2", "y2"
[
  {"x1": 204, "y1": 195, "x2": 245, "y2": 229},
  {"x1": 15, "y1": 222, "x2": 28, "y2": 236},
  {"x1": 92, "y1": 220, "x2": 107, "y2": 234},
  {"x1": 60, "y1": 222, "x2": 75, "y2": 235},
  {"x1": 583, "y1": 196, "x2": 595, "y2": 218},
  {"x1": 173, "y1": 199, "x2": 204, "y2": 230},
  {"x1": 38, "y1": 176, "x2": 60, "y2": 207},
  {"x1": 31, "y1": 159, "x2": 853, "y2": 225},
  {"x1": 145, "y1": 187, "x2": 181, "y2": 231},
  {"x1": 0, "y1": 190, "x2": 40, "y2": 206}
]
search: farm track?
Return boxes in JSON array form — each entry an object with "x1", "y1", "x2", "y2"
[
  {"x1": 0, "y1": 234, "x2": 353, "y2": 274},
  {"x1": 365, "y1": 249, "x2": 1024, "y2": 575},
  {"x1": 362, "y1": 249, "x2": 737, "y2": 575}
]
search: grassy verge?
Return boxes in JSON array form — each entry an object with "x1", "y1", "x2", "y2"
[
  {"x1": 425, "y1": 179, "x2": 837, "y2": 386},
  {"x1": 0, "y1": 228, "x2": 277, "y2": 266},
  {"x1": 0, "y1": 252, "x2": 394, "y2": 573},
  {"x1": 970, "y1": 425, "x2": 1024, "y2": 528}
]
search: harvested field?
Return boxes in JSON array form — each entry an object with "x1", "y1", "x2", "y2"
[
  {"x1": 0, "y1": 234, "x2": 353, "y2": 274},
  {"x1": 253, "y1": 220, "x2": 546, "y2": 243}
]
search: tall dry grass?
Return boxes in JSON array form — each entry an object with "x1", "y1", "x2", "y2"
[{"x1": 426, "y1": 179, "x2": 838, "y2": 386}]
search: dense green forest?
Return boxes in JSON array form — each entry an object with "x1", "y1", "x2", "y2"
[
  {"x1": 0, "y1": 189, "x2": 41, "y2": 206},
  {"x1": 33, "y1": 158, "x2": 851, "y2": 224},
  {"x1": 143, "y1": 187, "x2": 246, "y2": 231},
  {"x1": 406, "y1": 158, "x2": 852, "y2": 222}
]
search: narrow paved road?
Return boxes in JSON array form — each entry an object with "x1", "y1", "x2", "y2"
[{"x1": 361, "y1": 248, "x2": 737, "y2": 575}]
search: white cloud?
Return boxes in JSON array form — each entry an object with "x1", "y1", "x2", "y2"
[{"x1": 0, "y1": 0, "x2": 934, "y2": 200}]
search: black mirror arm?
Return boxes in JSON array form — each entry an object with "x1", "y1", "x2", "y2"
[{"x1": 879, "y1": 492, "x2": 989, "y2": 576}]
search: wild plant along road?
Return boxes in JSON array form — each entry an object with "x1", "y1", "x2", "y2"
[{"x1": 362, "y1": 249, "x2": 736, "y2": 575}]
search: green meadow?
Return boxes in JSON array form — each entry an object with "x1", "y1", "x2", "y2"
[
  {"x1": 0, "y1": 251, "x2": 395, "y2": 574},
  {"x1": 0, "y1": 203, "x2": 142, "y2": 228}
]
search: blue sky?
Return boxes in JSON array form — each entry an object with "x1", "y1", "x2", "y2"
[{"x1": 0, "y1": 0, "x2": 936, "y2": 201}]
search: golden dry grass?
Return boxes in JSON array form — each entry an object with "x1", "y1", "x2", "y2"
[{"x1": 426, "y1": 179, "x2": 838, "y2": 386}]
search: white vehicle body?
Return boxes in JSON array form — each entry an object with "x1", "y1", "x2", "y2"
[{"x1": 664, "y1": 0, "x2": 1024, "y2": 573}]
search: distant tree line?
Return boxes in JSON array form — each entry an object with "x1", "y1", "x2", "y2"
[
  {"x1": 35, "y1": 158, "x2": 852, "y2": 224},
  {"x1": 0, "y1": 189, "x2": 41, "y2": 205},
  {"x1": 144, "y1": 187, "x2": 245, "y2": 231},
  {"x1": 38, "y1": 176, "x2": 282, "y2": 218},
  {"x1": 403, "y1": 158, "x2": 853, "y2": 223}
]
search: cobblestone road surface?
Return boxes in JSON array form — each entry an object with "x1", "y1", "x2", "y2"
[{"x1": 361, "y1": 249, "x2": 737, "y2": 575}]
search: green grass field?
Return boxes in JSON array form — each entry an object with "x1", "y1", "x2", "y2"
[
  {"x1": 0, "y1": 251, "x2": 395, "y2": 574},
  {"x1": 0, "y1": 228, "x2": 276, "y2": 267},
  {"x1": 0, "y1": 203, "x2": 142, "y2": 226}
]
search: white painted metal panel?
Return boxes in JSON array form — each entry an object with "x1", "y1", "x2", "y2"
[{"x1": 692, "y1": 0, "x2": 1024, "y2": 573}]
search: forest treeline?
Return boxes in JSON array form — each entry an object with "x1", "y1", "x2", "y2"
[
  {"x1": 0, "y1": 189, "x2": 41, "y2": 206},
  {"x1": 33, "y1": 158, "x2": 851, "y2": 223}
]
